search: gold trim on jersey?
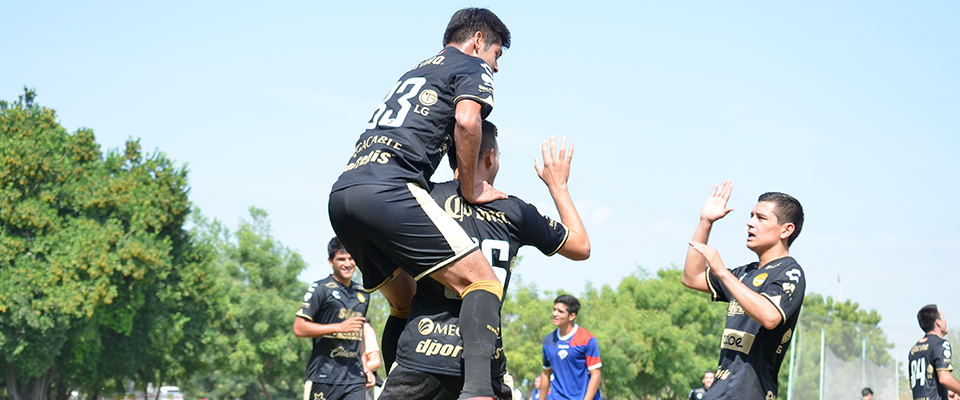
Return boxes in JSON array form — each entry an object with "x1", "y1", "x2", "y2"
[
  {"x1": 296, "y1": 311, "x2": 313, "y2": 321},
  {"x1": 406, "y1": 183, "x2": 479, "y2": 281},
  {"x1": 546, "y1": 221, "x2": 570, "y2": 257},
  {"x1": 761, "y1": 292, "x2": 787, "y2": 325},
  {"x1": 706, "y1": 266, "x2": 720, "y2": 301}
]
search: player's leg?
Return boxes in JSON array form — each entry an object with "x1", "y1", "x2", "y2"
[
  {"x1": 377, "y1": 271, "x2": 415, "y2": 372},
  {"x1": 378, "y1": 365, "x2": 446, "y2": 400},
  {"x1": 428, "y1": 252, "x2": 502, "y2": 400}
]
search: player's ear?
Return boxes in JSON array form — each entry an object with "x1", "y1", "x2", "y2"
[{"x1": 779, "y1": 223, "x2": 795, "y2": 241}]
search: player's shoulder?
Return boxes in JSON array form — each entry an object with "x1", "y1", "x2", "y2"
[{"x1": 570, "y1": 326, "x2": 597, "y2": 346}]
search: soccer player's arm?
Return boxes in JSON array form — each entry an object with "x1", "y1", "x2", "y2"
[
  {"x1": 361, "y1": 322, "x2": 381, "y2": 387},
  {"x1": 682, "y1": 181, "x2": 734, "y2": 293},
  {"x1": 534, "y1": 136, "x2": 589, "y2": 261},
  {"x1": 707, "y1": 263, "x2": 785, "y2": 330},
  {"x1": 936, "y1": 342, "x2": 960, "y2": 393},
  {"x1": 452, "y1": 61, "x2": 504, "y2": 204},
  {"x1": 583, "y1": 337, "x2": 602, "y2": 400}
]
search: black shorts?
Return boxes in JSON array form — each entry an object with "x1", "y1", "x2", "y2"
[
  {"x1": 329, "y1": 183, "x2": 479, "y2": 291},
  {"x1": 378, "y1": 364, "x2": 511, "y2": 400},
  {"x1": 303, "y1": 381, "x2": 366, "y2": 400}
]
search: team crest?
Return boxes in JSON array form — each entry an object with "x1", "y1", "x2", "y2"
[
  {"x1": 332, "y1": 290, "x2": 341, "y2": 300},
  {"x1": 558, "y1": 349, "x2": 568, "y2": 360},
  {"x1": 357, "y1": 293, "x2": 366, "y2": 303},
  {"x1": 753, "y1": 273, "x2": 768, "y2": 287}
]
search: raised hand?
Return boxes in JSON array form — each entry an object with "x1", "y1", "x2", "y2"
[
  {"x1": 701, "y1": 180, "x2": 734, "y2": 223},
  {"x1": 534, "y1": 136, "x2": 573, "y2": 190},
  {"x1": 688, "y1": 241, "x2": 727, "y2": 272}
]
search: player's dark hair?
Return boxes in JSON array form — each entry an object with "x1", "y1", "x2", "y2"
[
  {"x1": 327, "y1": 236, "x2": 346, "y2": 260},
  {"x1": 862, "y1": 388, "x2": 873, "y2": 397},
  {"x1": 918, "y1": 304, "x2": 940, "y2": 332},
  {"x1": 447, "y1": 120, "x2": 498, "y2": 171},
  {"x1": 757, "y1": 192, "x2": 804, "y2": 247},
  {"x1": 443, "y1": 8, "x2": 511, "y2": 50},
  {"x1": 554, "y1": 294, "x2": 580, "y2": 316},
  {"x1": 704, "y1": 369, "x2": 715, "y2": 376}
]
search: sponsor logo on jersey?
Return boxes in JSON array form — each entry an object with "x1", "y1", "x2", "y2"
[
  {"x1": 766, "y1": 391, "x2": 776, "y2": 400},
  {"x1": 753, "y1": 273, "x2": 768, "y2": 287},
  {"x1": 330, "y1": 346, "x2": 359, "y2": 358},
  {"x1": 720, "y1": 329, "x2": 756, "y2": 354},
  {"x1": 945, "y1": 342, "x2": 952, "y2": 359},
  {"x1": 558, "y1": 349, "x2": 569, "y2": 360},
  {"x1": 303, "y1": 292, "x2": 313, "y2": 302},
  {"x1": 416, "y1": 318, "x2": 461, "y2": 337},
  {"x1": 324, "y1": 282, "x2": 337, "y2": 288},
  {"x1": 727, "y1": 299, "x2": 745, "y2": 317},
  {"x1": 715, "y1": 368, "x2": 731, "y2": 380},
  {"x1": 357, "y1": 293, "x2": 365, "y2": 303},
  {"x1": 785, "y1": 268, "x2": 802, "y2": 282},
  {"x1": 415, "y1": 339, "x2": 463, "y2": 358},
  {"x1": 443, "y1": 195, "x2": 508, "y2": 224},
  {"x1": 765, "y1": 261, "x2": 782, "y2": 270},
  {"x1": 782, "y1": 282, "x2": 796, "y2": 296},
  {"x1": 332, "y1": 290, "x2": 341, "y2": 300},
  {"x1": 782, "y1": 328, "x2": 793, "y2": 344},
  {"x1": 412, "y1": 55, "x2": 445, "y2": 70},
  {"x1": 338, "y1": 308, "x2": 363, "y2": 320},
  {"x1": 912, "y1": 343, "x2": 929, "y2": 355},
  {"x1": 419, "y1": 90, "x2": 438, "y2": 106}
]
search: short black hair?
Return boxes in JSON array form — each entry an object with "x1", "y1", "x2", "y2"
[
  {"x1": 447, "y1": 120, "x2": 498, "y2": 171},
  {"x1": 757, "y1": 192, "x2": 804, "y2": 247},
  {"x1": 862, "y1": 388, "x2": 873, "y2": 397},
  {"x1": 918, "y1": 304, "x2": 940, "y2": 332},
  {"x1": 327, "y1": 237, "x2": 347, "y2": 260},
  {"x1": 554, "y1": 294, "x2": 580, "y2": 316},
  {"x1": 704, "y1": 369, "x2": 715, "y2": 377},
  {"x1": 443, "y1": 8, "x2": 511, "y2": 49}
]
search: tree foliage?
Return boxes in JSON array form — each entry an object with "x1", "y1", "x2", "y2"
[
  {"x1": 189, "y1": 208, "x2": 310, "y2": 400},
  {"x1": 0, "y1": 88, "x2": 220, "y2": 400}
]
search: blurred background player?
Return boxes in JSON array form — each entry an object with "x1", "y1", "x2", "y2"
[
  {"x1": 327, "y1": 8, "x2": 511, "y2": 400},
  {"x1": 908, "y1": 304, "x2": 960, "y2": 400},
  {"x1": 380, "y1": 123, "x2": 590, "y2": 400},
  {"x1": 688, "y1": 370, "x2": 715, "y2": 400},
  {"x1": 293, "y1": 238, "x2": 369, "y2": 400},
  {"x1": 540, "y1": 295, "x2": 602, "y2": 400},
  {"x1": 860, "y1": 387, "x2": 873, "y2": 400},
  {"x1": 681, "y1": 181, "x2": 806, "y2": 400}
]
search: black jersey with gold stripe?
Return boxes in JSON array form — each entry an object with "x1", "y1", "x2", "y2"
[
  {"x1": 332, "y1": 47, "x2": 495, "y2": 193},
  {"x1": 704, "y1": 257, "x2": 805, "y2": 400},
  {"x1": 394, "y1": 180, "x2": 569, "y2": 377},
  {"x1": 297, "y1": 275, "x2": 369, "y2": 384},
  {"x1": 909, "y1": 334, "x2": 954, "y2": 400}
]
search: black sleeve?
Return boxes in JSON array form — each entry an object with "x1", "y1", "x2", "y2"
[{"x1": 515, "y1": 197, "x2": 569, "y2": 256}]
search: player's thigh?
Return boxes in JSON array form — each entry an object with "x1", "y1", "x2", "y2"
[
  {"x1": 330, "y1": 183, "x2": 478, "y2": 287},
  {"x1": 429, "y1": 250, "x2": 498, "y2": 294}
]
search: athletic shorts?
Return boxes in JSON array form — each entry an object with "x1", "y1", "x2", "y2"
[
  {"x1": 329, "y1": 183, "x2": 479, "y2": 292},
  {"x1": 378, "y1": 364, "x2": 511, "y2": 400},
  {"x1": 303, "y1": 381, "x2": 366, "y2": 400}
]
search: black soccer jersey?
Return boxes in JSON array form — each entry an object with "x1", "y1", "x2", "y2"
[
  {"x1": 332, "y1": 47, "x2": 495, "y2": 192},
  {"x1": 297, "y1": 275, "x2": 369, "y2": 385},
  {"x1": 394, "y1": 180, "x2": 569, "y2": 377},
  {"x1": 909, "y1": 334, "x2": 955, "y2": 400},
  {"x1": 704, "y1": 257, "x2": 806, "y2": 400}
]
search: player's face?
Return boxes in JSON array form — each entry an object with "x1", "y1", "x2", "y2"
[
  {"x1": 477, "y1": 41, "x2": 503, "y2": 73},
  {"x1": 940, "y1": 311, "x2": 948, "y2": 335},
  {"x1": 329, "y1": 250, "x2": 356, "y2": 281},
  {"x1": 746, "y1": 201, "x2": 790, "y2": 253},
  {"x1": 703, "y1": 372, "x2": 714, "y2": 389},
  {"x1": 552, "y1": 303, "x2": 575, "y2": 328}
]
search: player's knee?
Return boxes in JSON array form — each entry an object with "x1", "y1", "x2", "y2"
[{"x1": 460, "y1": 280, "x2": 503, "y2": 301}]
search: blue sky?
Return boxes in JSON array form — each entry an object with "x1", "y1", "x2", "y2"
[{"x1": 2, "y1": 1, "x2": 958, "y2": 374}]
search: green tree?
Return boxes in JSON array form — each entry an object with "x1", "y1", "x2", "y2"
[
  {"x1": 0, "y1": 88, "x2": 220, "y2": 400},
  {"x1": 191, "y1": 208, "x2": 311, "y2": 400}
]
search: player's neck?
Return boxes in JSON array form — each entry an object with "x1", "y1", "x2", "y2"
[
  {"x1": 558, "y1": 323, "x2": 576, "y2": 337},
  {"x1": 333, "y1": 274, "x2": 352, "y2": 287},
  {"x1": 756, "y1": 245, "x2": 790, "y2": 268},
  {"x1": 926, "y1": 329, "x2": 945, "y2": 338}
]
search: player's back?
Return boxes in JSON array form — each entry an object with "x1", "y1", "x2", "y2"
[
  {"x1": 332, "y1": 47, "x2": 495, "y2": 192},
  {"x1": 909, "y1": 334, "x2": 955, "y2": 400}
]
